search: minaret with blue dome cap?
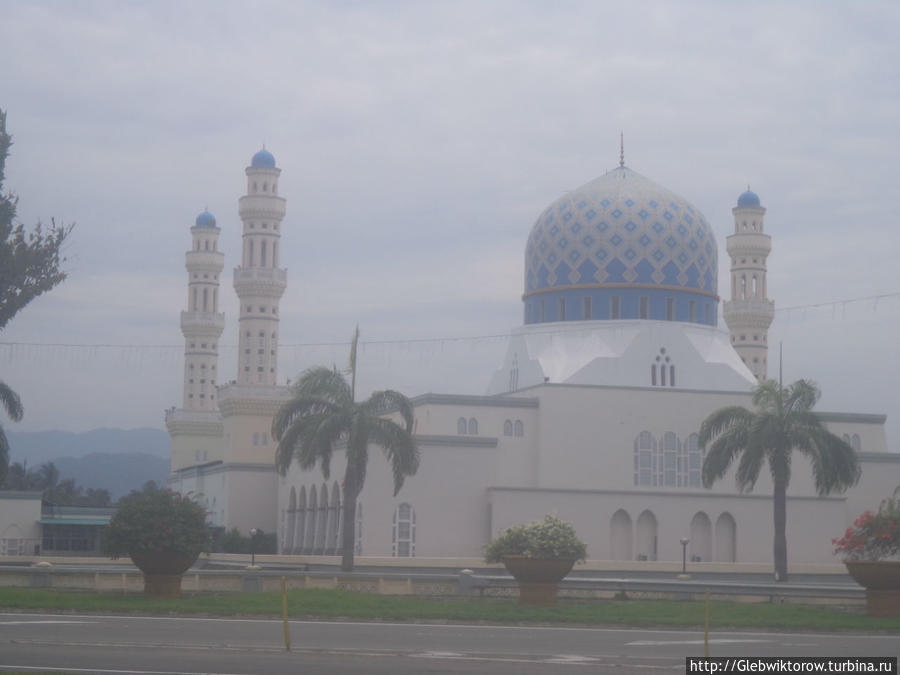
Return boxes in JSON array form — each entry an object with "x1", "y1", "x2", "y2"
[
  {"x1": 180, "y1": 209, "x2": 225, "y2": 411},
  {"x1": 723, "y1": 186, "x2": 774, "y2": 381},
  {"x1": 234, "y1": 147, "x2": 287, "y2": 386}
]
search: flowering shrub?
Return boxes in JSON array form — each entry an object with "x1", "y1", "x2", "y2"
[
  {"x1": 103, "y1": 488, "x2": 209, "y2": 559},
  {"x1": 833, "y1": 497, "x2": 900, "y2": 561},
  {"x1": 485, "y1": 514, "x2": 587, "y2": 563}
]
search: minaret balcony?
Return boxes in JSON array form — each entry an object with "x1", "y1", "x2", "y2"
[
  {"x1": 238, "y1": 194, "x2": 286, "y2": 220},
  {"x1": 185, "y1": 250, "x2": 225, "y2": 271},
  {"x1": 180, "y1": 311, "x2": 226, "y2": 335},
  {"x1": 723, "y1": 299, "x2": 775, "y2": 324},
  {"x1": 725, "y1": 232, "x2": 771, "y2": 255},
  {"x1": 233, "y1": 267, "x2": 288, "y2": 295}
]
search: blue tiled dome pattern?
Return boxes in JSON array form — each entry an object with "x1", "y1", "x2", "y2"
[
  {"x1": 195, "y1": 210, "x2": 217, "y2": 228},
  {"x1": 525, "y1": 167, "x2": 717, "y2": 296},
  {"x1": 251, "y1": 148, "x2": 276, "y2": 168}
]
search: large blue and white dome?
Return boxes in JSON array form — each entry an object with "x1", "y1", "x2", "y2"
[{"x1": 524, "y1": 166, "x2": 718, "y2": 326}]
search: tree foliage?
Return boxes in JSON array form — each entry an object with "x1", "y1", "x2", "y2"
[
  {"x1": 272, "y1": 365, "x2": 419, "y2": 571},
  {"x1": 699, "y1": 379, "x2": 860, "y2": 581},
  {"x1": 0, "y1": 109, "x2": 72, "y2": 483},
  {"x1": 103, "y1": 485, "x2": 209, "y2": 559}
]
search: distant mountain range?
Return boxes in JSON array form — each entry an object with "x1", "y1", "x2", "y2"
[{"x1": 7, "y1": 428, "x2": 171, "y2": 500}]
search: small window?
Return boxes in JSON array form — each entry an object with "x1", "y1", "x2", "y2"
[
  {"x1": 468, "y1": 418, "x2": 478, "y2": 435},
  {"x1": 540, "y1": 299, "x2": 546, "y2": 322},
  {"x1": 639, "y1": 296, "x2": 649, "y2": 319},
  {"x1": 457, "y1": 417, "x2": 467, "y2": 435},
  {"x1": 558, "y1": 297, "x2": 566, "y2": 321},
  {"x1": 583, "y1": 296, "x2": 592, "y2": 319},
  {"x1": 392, "y1": 503, "x2": 416, "y2": 557},
  {"x1": 666, "y1": 298, "x2": 675, "y2": 321},
  {"x1": 610, "y1": 295, "x2": 621, "y2": 319},
  {"x1": 514, "y1": 420, "x2": 524, "y2": 437},
  {"x1": 689, "y1": 300, "x2": 696, "y2": 323},
  {"x1": 503, "y1": 420, "x2": 513, "y2": 436}
]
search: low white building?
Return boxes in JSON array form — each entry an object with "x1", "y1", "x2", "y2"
[{"x1": 169, "y1": 150, "x2": 900, "y2": 566}]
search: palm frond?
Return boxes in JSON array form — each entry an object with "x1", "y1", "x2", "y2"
[
  {"x1": 698, "y1": 406, "x2": 753, "y2": 448},
  {"x1": 0, "y1": 380, "x2": 23, "y2": 421},
  {"x1": 364, "y1": 390, "x2": 415, "y2": 432},
  {"x1": 367, "y1": 416, "x2": 420, "y2": 495},
  {"x1": 0, "y1": 427, "x2": 10, "y2": 485}
]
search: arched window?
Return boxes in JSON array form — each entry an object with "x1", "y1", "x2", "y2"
[
  {"x1": 514, "y1": 420, "x2": 524, "y2": 437},
  {"x1": 295, "y1": 487, "x2": 306, "y2": 554},
  {"x1": 752, "y1": 276, "x2": 758, "y2": 298},
  {"x1": 192, "y1": 288, "x2": 198, "y2": 311},
  {"x1": 851, "y1": 434, "x2": 861, "y2": 452},
  {"x1": 650, "y1": 364, "x2": 657, "y2": 386},
  {"x1": 457, "y1": 417, "x2": 467, "y2": 435},
  {"x1": 202, "y1": 288, "x2": 208, "y2": 312},
  {"x1": 468, "y1": 418, "x2": 478, "y2": 435},
  {"x1": 305, "y1": 485, "x2": 317, "y2": 552},
  {"x1": 260, "y1": 240, "x2": 267, "y2": 267},
  {"x1": 248, "y1": 240, "x2": 254, "y2": 266},
  {"x1": 663, "y1": 431, "x2": 678, "y2": 486},
  {"x1": 503, "y1": 420, "x2": 513, "y2": 436},
  {"x1": 392, "y1": 503, "x2": 416, "y2": 557},
  {"x1": 314, "y1": 484, "x2": 329, "y2": 554},
  {"x1": 687, "y1": 433, "x2": 702, "y2": 487},
  {"x1": 273, "y1": 241, "x2": 278, "y2": 267},
  {"x1": 204, "y1": 239, "x2": 209, "y2": 251},
  {"x1": 741, "y1": 276, "x2": 747, "y2": 300},
  {"x1": 286, "y1": 488, "x2": 297, "y2": 553},
  {"x1": 633, "y1": 431, "x2": 656, "y2": 486}
]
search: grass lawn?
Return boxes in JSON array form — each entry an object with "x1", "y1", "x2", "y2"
[{"x1": 1, "y1": 587, "x2": 898, "y2": 632}]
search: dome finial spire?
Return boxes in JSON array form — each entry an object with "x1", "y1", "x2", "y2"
[{"x1": 619, "y1": 132, "x2": 625, "y2": 168}]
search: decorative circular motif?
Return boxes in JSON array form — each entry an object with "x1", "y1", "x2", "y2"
[
  {"x1": 194, "y1": 210, "x2": 217, "y2": 228},
  {"x1": 524, "y1": 166, "x2": 717, "y2": 296},
  {"x1": 251, "y1": 148, "x2": 276, "y2": 168}
]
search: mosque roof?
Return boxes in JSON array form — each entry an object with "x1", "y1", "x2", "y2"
[
  {"x1": 251, "y1": 148, "x2": 276, "y2": 168},
  {"x1": 737, "y1": 189, "x2": 761, "y2": 208},
  {"x1": 524, "y1": 166, "x2": 718, "y2": 299},
  {"x1": 194, "y1": 210, "x2": 217, "y2": 228}
]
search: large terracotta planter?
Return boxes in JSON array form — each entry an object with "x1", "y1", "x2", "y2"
[
  {"x1": 129, "y1": 551, "x2": 199, "y2": 598},
  {"x1": 502, "y1": 555, "x2": 576, "y2": 606},
  {"x1": 844, "y1": 560, "x2": 900, "y2": 617}
]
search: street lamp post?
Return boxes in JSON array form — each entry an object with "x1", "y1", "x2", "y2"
[
  {"x1": 679, "y1": 537, "x2": 690, "y2": 579},
  {"x1": 250, "y1": 528, "x2": 258, "y2": 568}
]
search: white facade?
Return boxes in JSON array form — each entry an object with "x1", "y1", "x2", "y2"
[{"x1": 167, "y1": 154, "x2": 900, "y2": 569}]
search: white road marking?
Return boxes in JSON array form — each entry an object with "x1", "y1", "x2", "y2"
[
  {"x1": 0, "y1": 666, "x2": 246, "y2": 675},
  {"x1": 0, "y1": 620, "x2": 97, "y2": 625},
  {"x1": 627, "y1": 638, "x2": 770, "y2": 646}
]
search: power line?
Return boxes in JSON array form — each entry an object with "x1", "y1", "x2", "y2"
[{"x1": 1, "y1": 290, "x2": 898, "y2": 352}]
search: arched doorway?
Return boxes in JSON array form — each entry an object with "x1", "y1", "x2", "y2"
[
  {"x1": 690, "y1": 512, "x2": 712, "y2": 562},
  {"x1": 295, "y1": 486, "x2": 306, "y2": 554},
  {"x1": 610, "y1": 509, "x2": 633, "y2": 561},
  {"x1": 636, "y1": 510, "x2": 657, "y2": 561},
  {"x1": 285, "y1": 488, "x2": 296, "y2": 553},
  {"x1": 715, "y1": 512, "x2": 737, "y2": 562}
]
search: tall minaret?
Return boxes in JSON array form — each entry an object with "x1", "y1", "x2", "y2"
[
  {"x1": 181, "y1": 210, "x2": 225, "y2": 410},
  {"x1": 234, "y1": 148, "x2": 287, "y2": 386},
  {"x1": 723, "y1": 188, "x2": 774, "y2": 381}
]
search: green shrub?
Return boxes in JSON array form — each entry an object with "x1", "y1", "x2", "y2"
[
  {"x1": 102, "y1": 487, "x2": 209, "y2": 559},
  {"x1": 485, "y1": 514, "x2": 587, "y2": 563}
]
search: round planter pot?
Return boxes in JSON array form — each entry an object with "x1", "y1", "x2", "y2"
[
  {"x1": 502, "y1": 556, "x2": 576, "y2": 606},
  {"x1": 844, "y1": 560, "x2": 900, "y2": 617},
  {"x1": 129, "y1": 551, "x2": 199, "y2": 598}
]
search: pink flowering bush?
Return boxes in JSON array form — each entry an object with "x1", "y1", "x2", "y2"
[
  {"x1": 103, "y1": 487, "x2": 209, "y2": 559},
  {"x1": 833, "y1": 497, "x2": 900, "y2": 561}
]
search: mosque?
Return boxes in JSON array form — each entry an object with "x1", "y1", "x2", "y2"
[{"x1": 167, "y1": 148, "x2": 900, "y2": 566}]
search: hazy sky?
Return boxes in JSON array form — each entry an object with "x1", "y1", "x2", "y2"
[{"x1": 1, "y1": 1, "x2": 898, "y2": 449}]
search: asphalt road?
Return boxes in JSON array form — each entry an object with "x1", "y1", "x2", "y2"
[{"x1": 0, "y1": 612, "x2": 897, "y2": 674}]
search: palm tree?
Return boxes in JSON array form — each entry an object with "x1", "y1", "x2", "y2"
[
  {"x1": 272, "y1": 365, "x2": 419, "y2": 571},
  {"x1": 699, "y1": 379, "x2": 860, "y2": 581},
  {"x1": 0, "y1": 379, "x2": 24, "y2": 486}
]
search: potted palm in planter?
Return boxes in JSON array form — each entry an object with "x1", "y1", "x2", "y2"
[
  {"x1": 833, "y1": 494, "x2": 900, "y2": 616},
  {"x1": 103, "y1": 487, "x2": 209, "y2": 598},
  {"x1": 485, "y1": 514, "x2": 587, "y2": 606}
]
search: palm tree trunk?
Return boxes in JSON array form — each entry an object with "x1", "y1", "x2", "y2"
[
  {"x1": 340, "y1": 465, "x2": 359, "y2": 572},
  {"x1": 773, "y1": 479, "x2": 788, "y2": 581}
]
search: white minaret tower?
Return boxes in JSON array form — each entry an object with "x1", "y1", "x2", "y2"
[
  {"x1": 723, "y1": 188, "x2": 774, "y2": 381},
  {"x1": 181, "y1": 210, "x2": 225, "y2": 410},
  {"x1": 234, "y1": 148, "x2": 287, "y2": 386}
]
